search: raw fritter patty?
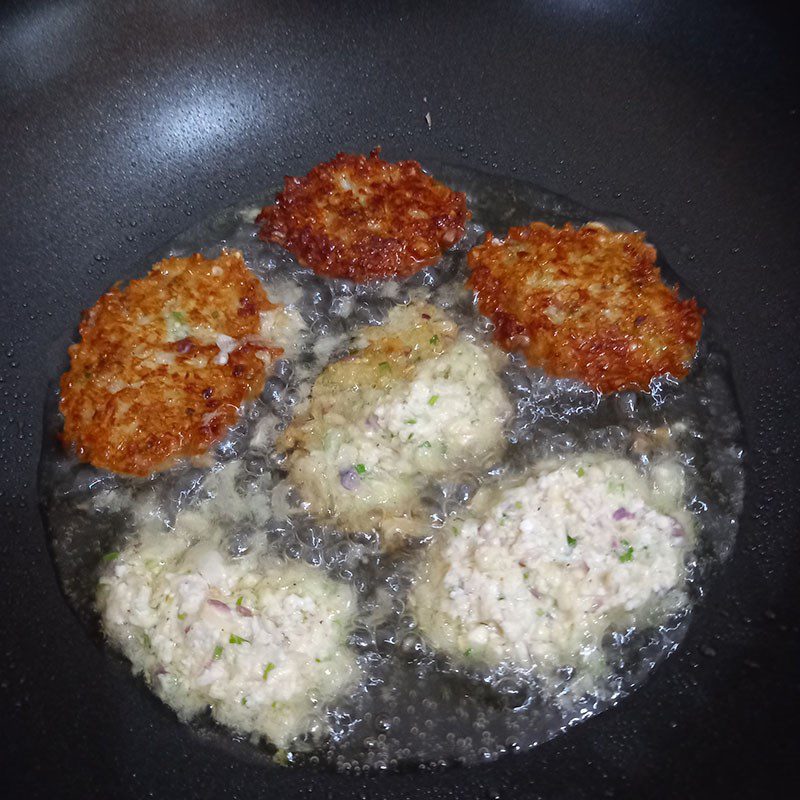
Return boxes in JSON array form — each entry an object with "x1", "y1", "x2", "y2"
[
  {"x1": 279, "y1": 302, "x2": 511, "y2": 545},
  {"x1": 60, "y1": 251, "x2": 280, "y2": 476},
  {"x1": 467, "y1": 222, "x2": 703, "y2": 393},
  {"x1": 257, "y1": 150, "x2": 469, "y2": 282}
]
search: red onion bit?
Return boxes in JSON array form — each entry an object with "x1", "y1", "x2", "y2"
[
  {"x1": 339, "y1": 468, "x2": 361, "y2": 491},
  {"x1": 207, "y1": 598, "x2": 231, "y2": 613},
  {"x1": 236, "y1": 604, "x2": 254, "y2": 617},
  {"x1": 612, "y1": 507, "x2": 635, "y2": 521}
]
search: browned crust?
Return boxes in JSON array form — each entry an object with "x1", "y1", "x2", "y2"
[
  {"x1": 257, "y1": 149, "x2": 469, "y2": 282},
  {"x1": 59, "y1": 251, "x2": 281, "y2": 476},
  {"x1": 466, "y1": 222, "x2": 703, "y2": 393}
]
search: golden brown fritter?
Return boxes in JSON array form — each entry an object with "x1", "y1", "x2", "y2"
[
  {"x1": 467, "y1": 222, "x2": 702, "y2": 393},
  {"x1": 60, "y1": 251, "x2": 281, "y2": 476},
  {"x1": 257, "y1": 150, "x2": 469, "y2": 282}
]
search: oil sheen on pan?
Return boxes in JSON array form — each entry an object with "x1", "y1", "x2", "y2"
[{"x1": 38, "y1": 161, "x2": 745, "y2": 771}]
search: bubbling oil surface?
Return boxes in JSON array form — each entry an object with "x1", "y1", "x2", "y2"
[{"x1": 39, "y1": 163, "x2": 745, "y2": 771}]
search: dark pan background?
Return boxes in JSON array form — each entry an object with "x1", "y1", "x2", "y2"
[{"x1": 1, "y1": 1, "x2": 798, "y2": 798}]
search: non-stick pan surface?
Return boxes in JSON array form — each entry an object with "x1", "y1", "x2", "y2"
[{"x1": 1, "y1": 1, "x2": 798, "y2": 797}]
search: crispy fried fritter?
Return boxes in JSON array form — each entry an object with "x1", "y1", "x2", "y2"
[
  {"x1": 257, "y1": 150, "x2": 469, "y2": 282},
  {"x1": 60, "y1": 251, "x2": 281, "y2": 476},
  {"x1": 467, "y1": 222, "x2": 702, "y2": 393}
]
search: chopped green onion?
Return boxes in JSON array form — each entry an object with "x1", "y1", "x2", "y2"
[
  {"x1": 577, "y1": 467, "x2": 586, "y2": 477},
  {"x1": 177, "y1": 612, "x2": 187, "y2": 621},
  {"x1": 355, "y1": 463, "x2": 366, "y2": 475},
  {"x1": 566, "y1": 534, "x2": 577, "y2": 547},
  {"x1": 618, "y1": 539, "x2": 634, "y2": 562},
  {"x1": 405, "y1": 418, "x2": 416, "y2": 424},
  {"x1": 378, "y1": 361, "x2": 391, "y2": 373},
  {"x1": 523, "y1": 571, "x2": 530, "y2": 580},
  {"x1": 102, "y1": 551, "x2": 119, "y2": 562},
  {"x1": 241, "y1": 697, "x2": 247, "y2": 706},
  {"x1": 428, "y1": 395, "x2": 439, "y2": 406},
  {"x1": 170, "y1": 311, "x2": 187, "y2": 323},
  {"x1": 429, "y1": 335, "x2": 439, "y2": 345},
  {"x1": 229, "y1": 634, "x2": 249, "y2": 645},
  {"x1": 314, "y1": 658, "x2": 322, "y2": 663},
  {"x1": 514, "y1": 501, "x2": 523, "y2": 510},
  {"x1": 141, "y1": 633, "x2": 151, "y2": 649},
  {"x1": 262, "y1": 662, "x2": 276, "y2": 681},
  {"x1": 420, "y1": 440, "x2": 431, "y2": 448},
  {"x1": 236, "y1": 596, "x2": 243, "y2": 606},
  {"x1": 464, "y1": 648, "x2": 473, "y2": 657},
  {"x1": 213, "y1": 645, "x2": 223, "y2": 660}
]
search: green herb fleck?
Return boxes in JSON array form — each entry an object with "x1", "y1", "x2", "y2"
[
  {"x1": 420, "y1": 440, "x2": 431, "y2": 448},
  {"x1": 514, "y1": 501, "x2": 523, "y2": 510},
  {"x1": 241, "y1": 697, "x2": 247, "y2": 706},
  {"x1": 262, "y1": 662, "x2": 276, "y2": 681},
  {"x1": 177, "y1": 612, "x2": 187, "y2": 621},
  {"x1": 378, "y1": 361, "x2": 391, "y2": 373},
  {"x1": 229, "y1": 634, "x2": 249, "y2": 645},
  {"x1": 236, "y1": 596, "x2": 243, "y2": 606},
  {"x1": 314, "y1": 658, "x2": 322, "y2": 663},
  {"x1": 429, "y1": 335, "x2": 439, "y2": 345},
  {"x1": 523, "y1": 571, "x2": 530, "y2": 580},
  {"x1": 577, "y1": 467, "x2": 586, "y2": 477},
  {"x1": 170, "y1": 311, "x2": 187, "y2": 324},
  {"x1": 102, "y1": 551, "x2": 119, "y2": 562},
  {"x1": 618, "y1": 539, "x2": 634, "y2": 563},
  {"x1": 428, "y1": 395, "x2": 439, "y2": 406},
  {"x1": 355, "y1": 463, "x2": 366, "y2": 475},
  {"x1": 566, "y1": 534, "x2": 577, "y2": 547},
  {"x1": 213, "y1": 645, "x2": 223, "y2": 660},
  {"x1": 464, "y1": 648, "x2": 473, "y2": 657},
  {"x1": 405, "y1": 418, "x2": 417, "y2": 424},
  {"x1": 536, "y1": 609, "x2": 546, "y2": 617},
  {"x1": 141, "y1": 633, "x2": 151, "y2": 649}
]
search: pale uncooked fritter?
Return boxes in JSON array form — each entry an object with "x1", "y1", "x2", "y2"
[
  {"x1": 410, "y1": 456, "x2": 691, "y2": 678},
  {"x1": 279, "y1": 301, "x2": 512, "y2": 544},
  {"x1": 97, "y1": 526, "x2": 359, "y2": 748}
]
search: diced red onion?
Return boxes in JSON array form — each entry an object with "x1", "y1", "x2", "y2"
[
  {"x1": 612, "y1": 507, "x2": 635, "y2": 521},
  {"x1": 207, "y1": 598, "x2": 231, "y2": 613},
  {"x1": 236, "y1": 605, "x2": 253, "y2": 617},
  {"x1": 339, "y1": 468, "x2": 360, "y2": 491},
  {"x1": 176, "y1": 338, "x2": 193, "y2": 354}
]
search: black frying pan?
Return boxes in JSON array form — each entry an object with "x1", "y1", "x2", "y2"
[{"x1": 1, "y1": 1, "x2": 798, "y2": 797}]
